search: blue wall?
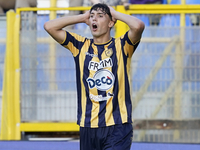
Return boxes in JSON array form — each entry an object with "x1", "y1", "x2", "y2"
[{"x1": 0, "y1": 141, "x2": 200, "y2": 150}]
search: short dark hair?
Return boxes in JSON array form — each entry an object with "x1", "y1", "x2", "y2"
[{"x1": 90, "y1": 3, "x2": 112, "y2": 21}]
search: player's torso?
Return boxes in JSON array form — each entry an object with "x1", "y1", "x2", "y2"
[{"x1": 77, "y1": 38, "x2": 132, "y2": 127}]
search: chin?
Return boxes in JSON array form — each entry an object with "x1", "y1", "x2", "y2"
[{"x1": 92, "y1": 32, "x2": 100, "y2": 38}]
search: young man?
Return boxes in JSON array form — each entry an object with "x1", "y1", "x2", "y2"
[{"x1": 44, "y1": 3, "x2": 144, "y2": 150}]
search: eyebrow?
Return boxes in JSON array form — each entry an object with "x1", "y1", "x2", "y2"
[{"x1": 90, "y1": 12, "x2": 105, "y2": 15}]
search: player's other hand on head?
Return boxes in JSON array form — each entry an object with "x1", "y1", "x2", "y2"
[{"x1": 108, "y1": 6, "x2": 117, "y2": 23}]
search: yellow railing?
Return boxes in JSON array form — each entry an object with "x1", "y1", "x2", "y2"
[
  {"x1": 1, "y1": 10, "x2": 20, "y2": 140},
  {"x1": 2, "y1": 4, "x2": 200, "y2": 140}
]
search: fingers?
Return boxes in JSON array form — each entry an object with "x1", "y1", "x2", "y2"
[
  {"x1": 108, "y1": 6, "x2": 117, "y2": 22},
  {"x1": 84, "y1": 10, "x2": 90, "y2": 16},
  {"x1": 84, "y1": 11, "x2": 90, "y2": 25}
]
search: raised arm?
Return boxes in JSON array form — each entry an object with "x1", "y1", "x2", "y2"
[
  {"x1": 44, "y1": 11, "x2": 90, "y2": 43},
  {"x1": 109, "y1": 6, "x2": 145, "y2": 44}
]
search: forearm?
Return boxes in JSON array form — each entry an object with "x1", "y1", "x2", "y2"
[
  {"x1": 114, "y1": 11, "x2": 144, "y2": 33},
  {"x1": 44, "y1": 13, "x2": 88, "y2": 43},
  {"x1": 44, "y1": 14, "x2": 87, "y2": 31},
  {"x1": 112, "y1": 10, "x2": 145, "y2": 43}
]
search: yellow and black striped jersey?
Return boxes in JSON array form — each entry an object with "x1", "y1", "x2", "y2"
[{"x1": 61, "y1": 31, "x2": 140, "y2": 128}]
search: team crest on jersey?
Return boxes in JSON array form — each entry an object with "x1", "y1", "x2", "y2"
[
  {"x1": 87, "y1": 69, "x2": 115, "y2": 91},
  {"x1": 105, "y1": 48, "x2": 113, "y2": 57}
]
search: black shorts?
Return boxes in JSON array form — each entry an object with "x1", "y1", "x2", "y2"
[{"x1": 80, "y1": 123, "x2": 133, "y2": 150}]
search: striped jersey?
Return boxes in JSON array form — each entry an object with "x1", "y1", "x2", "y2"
[{"x1": 61, "y1": 31, "x2": 140, "y2": 128}]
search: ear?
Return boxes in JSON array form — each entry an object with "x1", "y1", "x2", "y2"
[{"x1": 108, "y1": 20, "x2": 115, "y2": 28}]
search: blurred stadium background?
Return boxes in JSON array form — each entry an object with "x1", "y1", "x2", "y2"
[{"x1": 0, "y1": 0, "x2": 200, "y2": 148}]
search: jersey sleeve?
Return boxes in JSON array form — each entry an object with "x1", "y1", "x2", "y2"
[
  {"x1": 60, "y1": 31, "x2": 86, "y2": 57},
  {"x1": 120, "y1": 31, "x2": 140, "y2": 57}
]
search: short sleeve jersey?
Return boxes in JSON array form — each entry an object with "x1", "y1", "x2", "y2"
[{"x1": 61, "y1": 31, "x2": 140, "y2": 128}]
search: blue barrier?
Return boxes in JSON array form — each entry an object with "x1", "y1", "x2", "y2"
[
  {"x1": 0, "y1": 141, "x2": 200, "y2": 150},
  {"x1": 186, "y1": 0, "x2": 200, "y2": 4}
]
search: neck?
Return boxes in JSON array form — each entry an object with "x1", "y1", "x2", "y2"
[
  {"x1": 93, "y1": 35, "x2": 112, "y2": 44},
  {"x1": 93, "y1": 30, "x2": 112, "y2": 44}
]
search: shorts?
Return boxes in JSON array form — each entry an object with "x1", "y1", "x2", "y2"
[{"x1": 80, "y1": 123, "x2": 133, "y2": 150}]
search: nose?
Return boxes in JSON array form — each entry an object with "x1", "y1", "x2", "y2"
[{"x1": 92, "y1": 15, "x2": 97, "y2": 21}]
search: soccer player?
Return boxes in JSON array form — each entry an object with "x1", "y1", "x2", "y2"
[{"x1": 44, "y1": 3, "x2": 145, "y2": 150}]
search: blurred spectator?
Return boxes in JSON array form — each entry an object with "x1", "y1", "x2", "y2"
[
  {"x1": 186, "y1": 0, "x2": 200, "y2": 26},
  {"x1": 0, "y1": 0, "x2": 36, "y2": 14},
  {"x1": 64, "y1": 0, "x2": 83, "y2": 30},
  {"x1": 127, "y1": 0, "x2": 165, "y2": 25},
  {"x1": 68, "y1": 0, "x2": 83, "y2": 15},
  {"x1": 15, "y1": 0, "x2": 37, "y2": 9},
  {"x1": 170, "y1": 0, "x2": 200, "y2": 26},
  {"x1": 0, "y1": 0, "x2": 15, "y2": 14},
  {"x1": 190, "y1": 14, "x2": 199, "y2": 26},
  {"x1": 83, "y1": 0, "x2": 128, "y2": 7},
  {"x1": 129, "y1": 0, "x2": 163, "y2": 4}
]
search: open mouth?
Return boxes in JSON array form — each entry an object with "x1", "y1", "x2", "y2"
[{"x1": 92, "y1": 23, "x2": 98, "y2": 30}]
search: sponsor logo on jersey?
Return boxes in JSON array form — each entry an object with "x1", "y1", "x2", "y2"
[
  {"x1": 85, "y1": 52, "x2": 98, "y2": 57},
  {"x1": 87, "y1": 69, "x2": 115, "y2": 91},
  {"x1": 88, "y1": 58, "x2": 113, "y2": 71},
  {"x1": 90, "y1": 92, "x2": 114, "y2": 102}
]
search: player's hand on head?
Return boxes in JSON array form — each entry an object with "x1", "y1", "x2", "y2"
[{"x1": 84, "y1": 11, "x2": 90, "y2": 25}]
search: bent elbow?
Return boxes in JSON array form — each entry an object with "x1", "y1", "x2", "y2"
[
  {"x1": 43, "y1": 21, "x2": 53, "y2": 33},
  {"x1": 43, "y1": 22, "x2": 49, "y2": 31},
  {"x1": 137, "y1": 21, "x2": 145, "y2": 33},
  {"x1": 130, "y1": 20, "x2": 145, "y2": 35}
]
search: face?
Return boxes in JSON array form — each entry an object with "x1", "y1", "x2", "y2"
[{"x1": 89, "y1": 9, "x2": 114, "y2": 38}]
